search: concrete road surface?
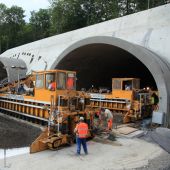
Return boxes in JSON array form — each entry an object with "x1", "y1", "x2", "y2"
[{"x1": 0, "y1": 138, "x2": 170, "y2": 170}]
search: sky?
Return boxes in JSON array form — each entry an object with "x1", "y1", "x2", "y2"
[{"x1": 0, "y1": 0, "x2": 50, "y2": 22}]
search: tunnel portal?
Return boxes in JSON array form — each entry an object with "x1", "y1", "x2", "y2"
[{"x1": 56, "y1": 43, "x2": 157, "y2": 91}]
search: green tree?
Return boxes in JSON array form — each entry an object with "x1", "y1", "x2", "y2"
[
  {"x1": 83, "y1": 0, "x2": 119, "y2": 25},
  {"x1": 2, "y1": 5, "x2": 25, "y2": 50},
  {"x1": 50, "y1": 0, "x2": 119, "y2": 34},
  {"x1": 149, "y1": 0, "x2": 166, "y2": 8},
  {"x1": 118, "y1": 0, "x2": 137, "y2": 16},
  {"x1": 136, "y1": 0, "x2": 167, "y2": 11},
  {"x1": 0, "y1": 3, "x2": 7, "y2": 53},
  {"x1": 51, "y1": 0, "x2": 86, "y2": 34},
  {"x1": 29, "y1": 9, "x2": 51, "y2": 40},
  {"x1": 135, "y1": 0, "x2": 148, "y2": 11},
  {"x1": 118, "y1": 0, "x2": 168, "y2": 16},
  {"x1": 0, "y1": 3, "x2": 6, "y2": 23}
]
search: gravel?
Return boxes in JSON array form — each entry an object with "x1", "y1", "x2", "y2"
[
  {"x1": 0, "y1": 114, "x2": 41, "y2": 149},
  {"x1": 135, "y1": 151, "x2": 170, "y2": 170}
]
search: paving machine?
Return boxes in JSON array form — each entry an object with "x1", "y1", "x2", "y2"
[
  {"x1": 0, "y1": 69, "x2": 95, "y2": 153},
  {"x1": 90, "y1": 78, "x2": 156, "y2": 123}
]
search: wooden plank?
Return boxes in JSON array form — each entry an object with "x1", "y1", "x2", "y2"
[{"x1": 117, "y1": 126, "x2": 138, "y2": 135}]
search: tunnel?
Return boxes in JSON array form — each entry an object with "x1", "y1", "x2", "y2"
[
  {"x1": 56, "y1": 43, "x2": 157, "y2": 91},
  {"x1": 51, "y1": 36, "x2": 170, "y2": 126},
  {"x1": 0, "y1": 57, "x2": 27, "y2": 83}
]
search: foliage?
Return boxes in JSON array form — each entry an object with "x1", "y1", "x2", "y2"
[
  {"x1": 118, "y1": 0, "x2": 137, "y2": 16},
  {"x1": 50, "y1": 0, "x2": 118, "y2": 34},
  {"x1": 0, "y1": 4, "x2": 25, "y2": 53},
  {"x1": 0, "y1": 1, "x2": 169, "y2": 54},
  {"x1": 135, "y1": 0, "x2": 167, "y2": 11},
  {"x1": 83, "y1": 0, "x2": 119, "y2": 25},
  {"x1": 50, "y1": 0, "x2": 86, "y2": 33},
  {"x1": 29, "y1": 9, "x2": 51, "y2": 40}
]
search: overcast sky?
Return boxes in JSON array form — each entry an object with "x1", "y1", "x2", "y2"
[{"x1": 0, "y1": 0, "x2": 50, "y2": 22}]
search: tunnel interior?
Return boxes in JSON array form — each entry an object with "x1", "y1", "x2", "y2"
[
  {"x1": 0, "y1": 61, "x2": 8, "y2": 83},
  {"x1": 56, "y1": 44, "x2": 157, "y2": 91}
]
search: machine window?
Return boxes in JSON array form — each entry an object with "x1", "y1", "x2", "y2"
[
  {"x1": 35, "y1": 74, "x2": 44, "y2": 88},
  {"x1": 112, "y1": 80, "x2": 121, "y2": 90},
  {"x1": 123, "y1": 80, "x2": 132, "y2": 90},
  {"x1": 67, "y1": 73, "x2": 76, "y2": 90},
  {"x1": 133, "y1": 79, "x2": 140, "y2": 89},
  {"x1": 57, "y1": 72, "x2": 66, "y2": 90},
  {"x1": 46, "y1": 73, "x2": 56, "y2": 90}
]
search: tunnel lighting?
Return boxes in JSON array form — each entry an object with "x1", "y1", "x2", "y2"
[
  {"x1": 11, "y1": 66, "x2": 26, "y2": 69},
  {"x1": 146, "y1": 87, "x2": 150, "y2": 90}
]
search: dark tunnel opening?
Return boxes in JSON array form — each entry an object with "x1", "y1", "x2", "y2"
[
  {"x1": 56, "y1": 44, "x2": 157, "y2": 91},
  {"x1": 0, "y1": 61, "x2": 8, "y2": 84}
]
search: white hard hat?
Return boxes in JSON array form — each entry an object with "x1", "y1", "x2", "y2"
[{"x1": 79, "y1": 117, "x2": 84, "y2": 121}]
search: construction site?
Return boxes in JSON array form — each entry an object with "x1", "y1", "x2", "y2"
[{"x1": 0, "y1": 3, "x2": 170, "y2": 170}]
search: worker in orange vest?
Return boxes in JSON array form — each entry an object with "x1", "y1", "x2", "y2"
[
  {"x1": 74, "y1": 117, "x2": 88, "y2": 155},
  {"x1": 67, "y1": 77, "x2": 74, "y2": 90},
  {"x1": 48, "y1": 80, "x2": 56, "y2": 91}
]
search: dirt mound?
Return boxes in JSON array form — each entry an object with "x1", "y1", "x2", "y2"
[{"x1": 0, "y1": 115, "x2": 41, "y2": 149}]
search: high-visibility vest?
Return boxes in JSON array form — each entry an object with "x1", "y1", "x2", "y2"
[
  {"x1": 67, "y1": 77, "x2": 74, "y2": 89},
  {"x1": 107, "y1": 118, "x2": 113, "y2": 130},
  {"x1": 51, "y1": 82, "x2": 56, "y2": 90},
  {"x1": 76, "y1": 122, "x2": 88, "y2": 138}
]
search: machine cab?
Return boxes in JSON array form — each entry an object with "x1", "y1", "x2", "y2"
[
  {"x1": 34, "y1": 70, "x2": 76, "y2": 101},
  {"x1": 112, "y1": 78, "x2": 140, "y2": 100}
]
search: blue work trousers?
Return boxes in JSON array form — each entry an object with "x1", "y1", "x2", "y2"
[{"x1": 76, "y1": 137, "x2": 88, "y2": 154}]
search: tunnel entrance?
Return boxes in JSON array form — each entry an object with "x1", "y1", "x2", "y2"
[
  {"x1": 51, "y1": 36, "x2": 170, "y2": 125},
  {"x1": 0, "y1": 58, "x2": 27, "y2": 84},
  {"x1": 56, "y1": 43, "x2": 157, "y2": 91}
]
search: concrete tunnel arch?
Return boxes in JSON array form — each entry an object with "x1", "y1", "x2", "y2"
[{"x1": 50, "y1": 36, "x2": 170, "y2": 126}]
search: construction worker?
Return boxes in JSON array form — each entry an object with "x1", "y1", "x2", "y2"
[
  {"x1": 48, "y1": 80, "x2": 56, "y2": 91},
  {"x1": 151, "y1": 92, "x2": 159, "y2": 111},
  {"x1": 74, "y1": 117, "x2": 88, "y2": 155},
  {"x1": 101, "y1": 108, "x2": 113, "y2": 131},
  {"x1": 18, "y1": 83, "x2": 26, "y2": 94},
  {"x1": 67, "y1": 77, "x2": 74, "y2": 90}
]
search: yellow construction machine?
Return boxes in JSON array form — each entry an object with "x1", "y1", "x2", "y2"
[
  {"x1": 90, "y1": 78, "x2": 155, "y2": 123},
  {"x1": 30, "y1": 92, "x2": 94, "y2": 153},
  {"x1": 0, "y1": 69, "x2": 95, "y2": 153}
]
